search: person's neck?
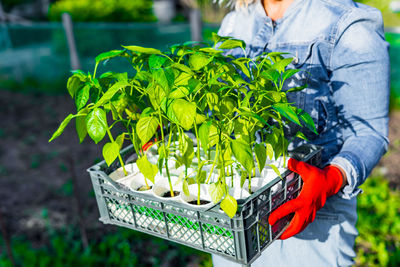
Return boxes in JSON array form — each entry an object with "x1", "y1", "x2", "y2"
[{"x1": 262, "y1": 0, "x2": 295, "y2": 21}]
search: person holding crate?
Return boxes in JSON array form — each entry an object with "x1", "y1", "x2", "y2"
[{"x1": 212, "y1": 0, "x2": 390, "y2": 265}]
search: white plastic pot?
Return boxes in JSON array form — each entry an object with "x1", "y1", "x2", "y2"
[
  {"x1": 243, "y1": 167, "x2": 285, "y2": 193},
  {"x1": 152, "y1": 176, "x2": 182, "y2": 201},
  {"x1": 109, "y1": 163, "x2": 139, "y2": 181},
  {"x1": 229, "y1": 187, "x2": 251, "y2": 200},
  {"x1": 129, "y1": 172, "x2": 156, "y2": 194},
  {"x1": 180, "y1": 184, "x2": 215, "y2": 209}
]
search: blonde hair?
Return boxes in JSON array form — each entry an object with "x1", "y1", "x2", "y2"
[{"x1": 214, "y1": 0, "x2": 257, "y2": 10}]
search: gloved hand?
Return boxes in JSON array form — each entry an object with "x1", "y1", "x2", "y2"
[{"x1": 268, "y1": 158, "x2": 343, "y2": 240}]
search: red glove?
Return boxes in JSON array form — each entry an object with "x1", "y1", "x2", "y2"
[{"x1": 268, "y1": 158, "x2": 343, "y2": 240}]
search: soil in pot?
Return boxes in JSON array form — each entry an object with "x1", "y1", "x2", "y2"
[
  {"x1": 162, "y1": 191, "x2": 180, "y2": 198},
  {"x1": 137, "y1": 185, "x2": 153, "y2": 191},
  {"x1": 188, "y1": 200, "x2": 211, "y2": 205}
]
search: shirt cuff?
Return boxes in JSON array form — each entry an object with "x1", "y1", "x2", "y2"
[{"x1": 328, "y1": 152, "x2": 363, "y2": 199}]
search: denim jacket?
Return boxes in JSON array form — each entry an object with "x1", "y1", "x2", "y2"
[{"x1": 218, "y1": 0, "x2": 390, "y2": 199}]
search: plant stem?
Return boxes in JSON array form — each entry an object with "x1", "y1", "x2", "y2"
[
  {"x1": 206, "y1": 143, "x2": 219, "y2": 184},
  {"x1": 158, "y1": 109, "x2": 174, "y2": 197},
  {"x1": 220, "y1": 144, "x2": 227, "y2": 196},
  {"x1": 165, "y1": 159, "x2": 174, "y2": 197},
  {"x1": 106, "y1": 126, "x2": 127, "y2": 176},
  {"x1": 248, "y1": 172, "x2": 252, "y2": 194},
  {"x1": 193, "y1": 123, "x2": 202, "y2": 205},
  {"x1": 231, "y1": 165, "x2": 234, "y2": 187},
  {"x1": 93, "y1": 62, "x2": 99, "y2": 79}
]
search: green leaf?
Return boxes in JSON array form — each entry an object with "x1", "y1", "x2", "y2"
[
  {"x1": 199, "y1": 121, "x2": 212, "y2": 153},
  {"x1": 102, "y1": 142, "x2": 120, "y2": 166},
  {"x1": 232, "y1": 59, "x2": 251, "y2": 78},
  {"x1": 137, "y1": 155, "x2": 158, "y2": 184},
  {"x1": 115, "y1": 133, "x2": 125, "y2": 149},
  {"x1": 266, "y1": 143, "x2": 274, "y2": 160},
  {"x1": 220, "y1": 97, "x2": 236, "y2": 115},
  {"x1": 234, "y1": 118, "x2": 250, "y2": 143},
  {"x1": 208, "y1": 123, "x2": 219, "y2": 148},
  {"x1": 195, "y1": 113, "x2": 206, "y2": 125},
  {"x1": 261, "y1": 69, "x2": 280, "y2": 83},
  {"x1": 160, "y1": 98, "x2": 178, "y2": 124},
  {"x1": 136, "y1": 116, "x2": 159, "y2": 145},
  {"x1": 172, "y1": 99, "x2": 196, "y2": 130},
  {"x1": 209, "y1": 182, "x2": 225, "y2": 204},
  {"x1": 198, "y1": 171, "x2": 207, "y2": 184},
  {"x1": 267, "y1": 164, "x2": 282, "y2": 179},
  {"x1": 272, "y1": 103, "x2": 301, "y2": 126},
  {"x1": 86, "y1": 108, "x2": 107, "y2": 144},
  {"x1": 199, "y1": 47, "x2": 223, "y2": 54},
  {"x1": 254, "y1": 143, "x2": 267, "y2": 173},
  {"x1": 135, "y1": 71, "x2": 152, "y2": 81},
  {"x1": 153, "y1": 69, "x2": 169, "y2": 92},
  {"x1": 296, "y1": 108, "x2": 317, "y2": 134},
  {"x1": 95, "y1": 49, "x2": 125, "y2": 63},
  {"x1": 231, "y1": 138, "x2": 254, "y2": 173},
  {"x1": 67, "y1": 74, "x2": 85, "y2": 98},
  {"x1": 239, "y1": 110, "x2": 270, "y2": 127},
  {"x1": 189, "y1": 53, "x2": 211, "y2": 71},
  {"x1": 148, "y1": 85, "x2": 166, "y2": 109},
  {"x1": 75, "y1": 84, "x2": 90, "y2": 111},
  {"x1": 149, "y1": 54, "x2": 167, "y2": 69},
  {"x1": 140, "y1": 107, "x2": 155, "y2": 118},
  {"x1": 174, "y1": 72, "x2": 192, "y2": 86},
  {"x1": 76, "y1": 108, "x2": 88, "y2": 143},
  {"x1": 264, "y1": 91, "x2": 281, "y2": 102},
  {"x1": 218, "y1": 39, "x2": 246, "y2": 50},
  {"x1": 272, "y1": 57, "x2": 293, "y2": 73},
  {"x1": 287, "y1": 84, "x2": 308, "y2": 93},
  {"x1": 240, "y1": 171, "x2": 247, "y2": 188},
  {"x1": 183, "y1": 179, "x2": 190, "y2": 196},
  {"x1": 181, "y1": 133, "x2": 194, "y2": 168},
  {"x1": 295, "y1": 131, "x2": 309, "y2": 141},
  {"x1": 172, "y1": 63, "x2": 193, "y2": 74},
  {"x1": 94, "y1": 81, "x2": 129, "y2": 108},
  {"x1": 49, "y1": 114, "x2": 74, "y2": 142},
  {"x1": 206, "y1": 92, "x2": 219, "y2": 110},
  {"x1": 220, "y1": 194, "x2": 238, "y2": 218},
  {"x1": 282, "y1": 69, "x2": 301, "y2": 82},
  {"x1": 211, "y1": 32, "x2": 232, "y2": 44},
  {"x1": 169, "y1": 87, "x2": 189, "y2": 99},
  {"x1": 122, "y1": 45, "x2": 161, "y2": 55}
]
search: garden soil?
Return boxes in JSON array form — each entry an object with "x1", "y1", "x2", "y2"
[{"x1": 0, "y1": 90, "x2": 399, "y2": 262}]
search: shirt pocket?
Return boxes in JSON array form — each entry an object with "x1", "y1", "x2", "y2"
[{"x1": 274, "y1": 42, "x2": 314, "y2": 92}]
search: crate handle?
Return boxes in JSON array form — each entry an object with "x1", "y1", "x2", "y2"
[{"x1": 87, "y1": 168, "x2": 123, "y2": 191}]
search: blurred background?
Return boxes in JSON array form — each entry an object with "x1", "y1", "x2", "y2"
[{"x1": 0, "y1": 0, "x2": 399, "y2": 266}]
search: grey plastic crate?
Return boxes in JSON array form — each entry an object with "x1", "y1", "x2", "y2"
[{"x1": 88, "y1": 144, "x2": 322, "y2": 266}]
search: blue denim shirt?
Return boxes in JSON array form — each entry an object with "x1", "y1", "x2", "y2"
[{"x1": 218, "y1": 0, "x2": 390, "y2": 199}]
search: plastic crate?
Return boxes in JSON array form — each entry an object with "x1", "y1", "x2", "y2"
[{"x1": 88, "y1": 144, "x2": 322, "y2": 266}]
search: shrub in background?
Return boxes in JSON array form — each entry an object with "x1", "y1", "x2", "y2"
[{"x1": 48, "y1": 0, "x2": 155, "y2": 22}]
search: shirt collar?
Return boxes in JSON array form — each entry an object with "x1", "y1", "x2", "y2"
[{"x1": 254, "y1": 0, "x2": 306, "y2": 24}]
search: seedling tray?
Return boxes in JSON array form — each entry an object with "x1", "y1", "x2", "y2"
[{"x1": 88, "y1": 144, "x2": 322, "y2": 266}]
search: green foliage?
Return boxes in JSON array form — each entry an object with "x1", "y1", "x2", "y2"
[
  {"x1": 355, "y1": 0, "x2": 400, "y2": 27},
  {"x1": 356, "y1": 175, "x2": 400, "y2": 266},
  {"x1": 49, "y1": 35, "x2": 316, "y2": 216},
  {"x1": 0, "y1": 228, "x2": 212, "y2": 266},
  {"x1": 48, "y1": 0, "x2": 155, "y2": 22}
]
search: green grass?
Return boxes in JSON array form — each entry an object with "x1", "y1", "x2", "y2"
[{"x1": 356, "y1": 175, "x2": 400, "y2": 266}]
